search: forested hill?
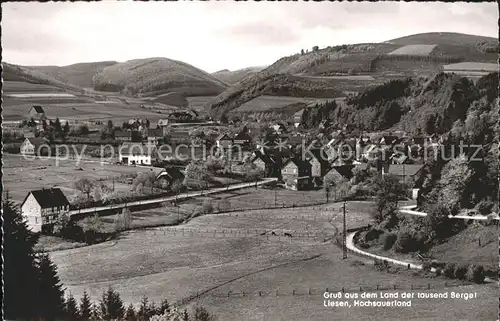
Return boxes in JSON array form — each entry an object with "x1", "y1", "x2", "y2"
[{"x1": 301, "y1": 72, "x2": 498, "y2": 142}]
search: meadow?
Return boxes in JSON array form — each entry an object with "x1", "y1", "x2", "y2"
[
  {"x1": 3, "y1": 80, "x2": 167, "y2": 122},
  {"x1": 3, "y1": 154, "x2": 154, "y2": 203}
]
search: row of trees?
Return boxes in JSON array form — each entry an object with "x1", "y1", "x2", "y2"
[{"x1": 61, "y1": 288, "x2": 214, "y2": 321}]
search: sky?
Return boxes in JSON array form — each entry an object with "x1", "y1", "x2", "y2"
[{"x1": 3, "y1": 2, "x2": 498, "y2": 73}]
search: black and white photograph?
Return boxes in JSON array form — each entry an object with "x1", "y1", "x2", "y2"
[{"x1": 2, "y1": 1, "x2": 499, "y2": 321}]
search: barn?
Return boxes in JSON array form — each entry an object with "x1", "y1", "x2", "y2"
[{"x1": 21, "y1": 188, "x2": 70, "y2": 233}]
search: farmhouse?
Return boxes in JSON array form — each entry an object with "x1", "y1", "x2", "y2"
[
  {"x1": 20, "y1": 137, "x2": 50, "y2": 156},
  {"x1": 281, "y1": 158, "x2": 312, "y2": 190},
  {"x1": 382, "y1": 164, "x2": 424, "y2": 184},
  {"x1": 216, "y1": 133, "x2": 233, "y2": 149},
  {"x1": 147, "y1": 128, "x2": 164, "y2": 146},
  {"x1": 119, "y1": 143, "x2": 152, "y2": 166},
  {"x1": 233, "y1": 131, "x2": 252, "y2": 146},
  {"x1": 21, "y1": 188, "x2": 70, "y2": 233},
  {"x1": 251, "y1": 152, "x2": 282, "y2": 178},
  {"x1": 28, "y1": 105, "x2": 46, "y2": 121},
  {"x1": 155, "y1": 167, "x2": 185, "y2": 189},
  {"x1": 308, "y1": 148, "x2": 330, "y2": 185},
  {"x1": 115, "y1": 130, "x2": 133, "y2": 142}
]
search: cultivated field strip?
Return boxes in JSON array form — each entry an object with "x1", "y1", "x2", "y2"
[{"x1": 388, "y1": 44, "x2": 437, "y2": 56}]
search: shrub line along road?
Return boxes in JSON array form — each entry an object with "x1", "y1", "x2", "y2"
[
  {"x1": 69, "y1": 178, "x2": 278, "y2": 216},
  {"x1": 346, "y1": 230, "x2": 496, "y2": 284},
  {"x1": 398, "y1": 205, "x2": 499, "y2": 221}
]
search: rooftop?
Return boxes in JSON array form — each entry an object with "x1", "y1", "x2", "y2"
[{"x1": 24, "y1": 188, "x2": 70, "y2": 209}]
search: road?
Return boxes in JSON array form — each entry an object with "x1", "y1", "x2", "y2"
[
  {"x1": 69, "y1": 178, "x2": 277, "y2": 216},
  {"x1": 398, "y1": 205, "x2": 499, "y2": 221}
]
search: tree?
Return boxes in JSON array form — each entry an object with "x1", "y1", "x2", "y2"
[
  {"x1": 133, "y1": 172, "x2": 157, "y2": 195},
  {"x1": 182, "y1": 308, "x2": 190, "y2": 321},
  {"x1": 63, "y1": 121, "x2": 71, "y2": 135},
  {"x1": 54, "y1": 117, "x2": 63, "y2": 134},
  {"x1": 75, "y1": 178, "x2": 95, "y2": 200},
  {"x1": 81, "y1": 214, "x2": 104, "y2": 244},
  {"x1": 137, "y1": 295, "x2": 151, "y2": 321},
  {"x1": 3, "y1": 194, "x2": 42, "y2": 319},
  {"x1": 216, "y1": 198, "x2": 231, "y2": 212},
  {"x1": 65, "y1": 293, "x2": 80, "y2": 320},
  {"x1": 53, "y1": 211, "x2": 72, "y2": 236},
  {"x1": 37, "y1": 253, "x2": 66, "y2": 321},
  {"x1": 125, "y1": 303, "x2": 137, "y2": 321},
  {"x1": 439, "y1": 154, "x2": 473, "y2": 211},
  {"x1": 157, "y1": 299, "x2": 170, "y2": 315},
  {"x1": 201, "y1": 199, "x2": 214, "y2": 214},
  {"x1": 80, "y1": 291, "x2": 93, "y2": 320},
  {"x1": 116, "y1": 207, "x2": 133, "y2": 232},
  {"x1": 184, "y1": 161, "x2": 211, "y2": 190},
  {"x1": 99, "y1": 286, "x2": 125, "y2": 320},
  {"x1": 372, "y1": 174, "x2": 404, "y2": 227}
]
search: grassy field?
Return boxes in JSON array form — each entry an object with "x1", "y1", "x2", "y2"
[
  {"x1": 3, "y1": 154, "x2": 155, "y2": 203},
  {"x1": 3, "y1": 80, "x2": 167, "y2": 122},
  {"x1": 388, "y1": 45, "x2": 437, "y2": 56},
  {"x1": 48, "y1": 200, "x2": 496, "y2": 320}
]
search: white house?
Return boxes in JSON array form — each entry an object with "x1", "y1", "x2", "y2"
[
  {"x1": 21, "y1": 188, "x2": 70, "y2": 233},
  {"x1": 119, "y1": 143, "x2": 152, "y2": 165},
  {"x1": 20, "y1": 137, "x2": 50, "y2": 156}
]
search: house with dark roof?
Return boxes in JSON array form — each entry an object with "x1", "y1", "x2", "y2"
[
  {"x1": 20, "y1": 137, "x2": 50, "y2": 156},
  {"x1": 233, "y1": 131, "x2": 252, "y2": 146},
  {"x1": 251, "y1": 151, "x2": 282, "y2": 178},
  {"x1": 281, "y1": 158, "x2": 312, "y2": 190},
  {"x1": 382, "y1": 164, "x2": 424, "y2": 185},
  {"x1": 21, "y1": 188, "x2": 70, "y2": 233},
  {"x1": 216, "y1": 133, "x2": 233, "y2": 149},
  {"x1": 155, "y1": 167, "x2": 185, "y2": 189},
  {"x1": 379, "y1": 135, "x2": 400, "y2": 146},
  {"x1": 147, "y1": 128, "x2": 164, "y2": 146},
  {"x1": 115, "y1": 130, "x2": 133, "y2": 142},
  {"x1": 28, "y1": 105, "x2": 46, "y2": 121}
]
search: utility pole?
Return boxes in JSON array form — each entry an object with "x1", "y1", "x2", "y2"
[
  {"x1": 274, "y1": 187, "x2": 277, "y2": 208},
  {"x1": 342, "y1": 200, "x2": 347, "y2": 259}
]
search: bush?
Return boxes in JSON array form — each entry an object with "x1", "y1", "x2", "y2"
[
  {"x1": 454, "y1": 265, "x2": 468, "y2": 280},
  {"x1": 374, "y1": 259, "x2": 390, "y2": 271},
  {"x1": 421, "y1": 261, "x2": 432, "y2": 272},
  {"x1": 435, "y1": 267, "x2": 443, "y2": 276},
  {"x1": 466, "y1": 264, "x2": 485, "y2": 283},
  {"x1": 476, "y1": 200, "x2": 494, "y2": 215},
  {"x1": 201, "y1": 199, "x2": 214, "y2": 214},
  {"x1": 443, "y1": 263, "x2": 456, "y2": 278},
  {"x1": 393, "y1": 229, "x2": 419, "y2": 253},
  {"x1": 381, "y1": 233, "x2": 397, "y2": 250},
  {"x1": 364, "y1": 229, "x2": 383, "y2": 242}
]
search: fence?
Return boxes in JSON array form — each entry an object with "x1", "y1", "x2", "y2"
[
  {"x1": 137, "y1": 226, "x2": 326, "y2": 242},
  {"x1": 172, "y1": 280, "x2": 472, "y2": 308}
]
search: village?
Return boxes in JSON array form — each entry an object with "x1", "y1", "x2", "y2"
[{"x1": 4, "y1": 102, "x2": 444, "y2": 234}]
